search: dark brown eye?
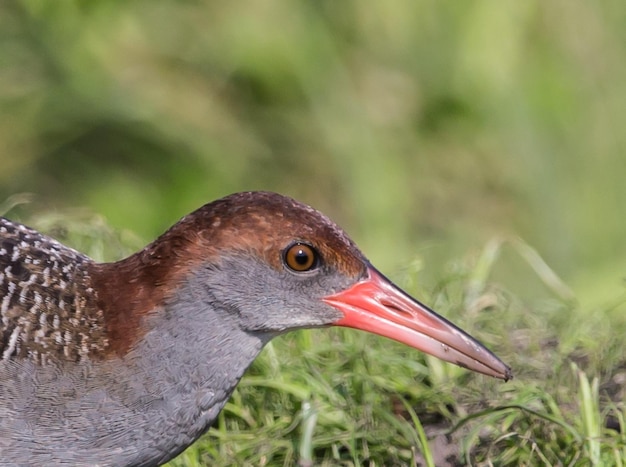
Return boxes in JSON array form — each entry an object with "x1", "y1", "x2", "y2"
[{"x1": 283, "y1": 242, "x2": 319, "y2": 272}]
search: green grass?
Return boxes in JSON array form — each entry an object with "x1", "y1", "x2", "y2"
[
  {"x1": 29, "y1": 212, "x2": 626, "y2": 466},
  {"x1": 3, "y1": 1, "x2": 626, "y2": 464}
]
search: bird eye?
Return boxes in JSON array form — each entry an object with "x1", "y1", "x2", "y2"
[{"x1": 283, "y1": 242, "x2": 319, "y2": 272}]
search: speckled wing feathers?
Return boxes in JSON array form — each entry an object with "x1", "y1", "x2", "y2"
[{"x1": 0, "y1": 218, "x2": 108, "y2": 364}]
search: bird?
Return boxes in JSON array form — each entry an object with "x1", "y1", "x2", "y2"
[{"x1": 0, "y1": 191, "x2": 511, "y2": 466}]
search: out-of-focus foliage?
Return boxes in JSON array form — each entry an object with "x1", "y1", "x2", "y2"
[{"x1": 1, "y1": 0, "x2": 625, "y2": 306}]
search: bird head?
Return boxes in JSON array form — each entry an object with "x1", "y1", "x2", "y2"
[{"x1": 132, "y1": 191, "x2": 511, "y2": 381}]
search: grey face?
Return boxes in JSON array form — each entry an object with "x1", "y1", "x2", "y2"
[{"x1": 185, "y1": 251, "x2": 361, "y2": 335}]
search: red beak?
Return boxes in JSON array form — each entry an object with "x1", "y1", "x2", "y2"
[{"x1": 323, "y1": 265, "x2": 512, "y2": 381}]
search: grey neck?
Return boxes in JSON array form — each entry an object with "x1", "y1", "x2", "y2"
[{"x1": 119, "y1": 285, "x2": 271, "y2": 466}]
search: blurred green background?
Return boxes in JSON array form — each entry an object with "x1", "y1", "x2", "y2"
[{"x1": 1, "y1": 0, "x2": 625, "y2": 310}]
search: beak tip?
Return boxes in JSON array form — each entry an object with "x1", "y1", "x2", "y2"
[{"x1": 457, "y1": 359, "x2": 513, "y2": 381}]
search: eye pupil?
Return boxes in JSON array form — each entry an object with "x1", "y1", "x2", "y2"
[
  {"x1": 284, "y1": 242, "x2": 319, "y2": 272},
  {"x1": 294, "y1": 250, "x2": 308, "y2": 264}
]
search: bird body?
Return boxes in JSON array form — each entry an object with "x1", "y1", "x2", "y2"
[{"x1": 0, "y1": 192, "x2": 511, "y2": 466}]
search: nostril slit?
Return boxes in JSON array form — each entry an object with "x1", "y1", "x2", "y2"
[{"x1": 383, "y1": 301, "x2": 411, "y2": 317}]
